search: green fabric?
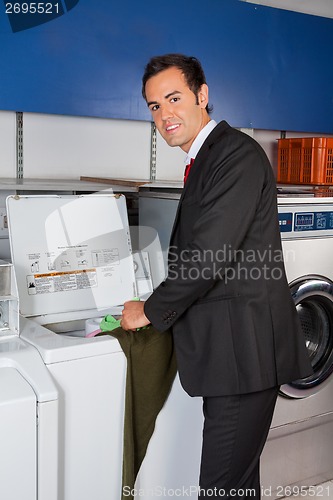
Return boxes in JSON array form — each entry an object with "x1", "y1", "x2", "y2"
[
  {"x1": 100, "y1": 312, "x2": 149, "y2": 333},
  {"x1": 97, "y1": 323, "x2": 177, "y2": 500},
  {"x1": 100, "y1": 314, "x2": 121, "y2": 332}
]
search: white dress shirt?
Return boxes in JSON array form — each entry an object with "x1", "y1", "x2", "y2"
[{"x1": 185, "y1": 119, "x2": 217, "y2": 165}]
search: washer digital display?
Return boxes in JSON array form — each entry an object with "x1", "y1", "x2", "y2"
[{"x1": 294, "y1": 211, "x2": 333, "y2": 232}]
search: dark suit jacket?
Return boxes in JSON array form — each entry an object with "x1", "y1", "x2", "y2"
[{"x1": 144, "y1": 121, "x2": 312, "y2": 397}]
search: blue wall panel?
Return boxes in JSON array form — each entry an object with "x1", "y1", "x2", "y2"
[{"x1": 0, "y1": 0, "x2": 332, "y2": 132}]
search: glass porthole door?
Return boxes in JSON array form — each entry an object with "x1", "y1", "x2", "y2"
[{"x1": 280, "y1": 275, "x2": 333, "y2": 398}]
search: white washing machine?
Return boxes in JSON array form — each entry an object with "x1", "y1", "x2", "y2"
[
  {"x1": 261, "y1": 194, "x2": 333, "y2": 497},
  {"x1": 6, "y1": 194, "x2": 135, "y2": 500},
  {"x1": 0, "y1": 259, "x2": 58, "y2": 500},
  {"x1": 6, "y1": 193, "x2": 204, "y2": 500}
]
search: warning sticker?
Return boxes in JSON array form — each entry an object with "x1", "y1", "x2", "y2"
[{"x1": 26, "y1": 269, "x2": 97, "y2": 295}]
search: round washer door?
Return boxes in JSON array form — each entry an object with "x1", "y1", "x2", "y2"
[{"x1": 280, "y1": 275, "x2": 333, "y2": 398}]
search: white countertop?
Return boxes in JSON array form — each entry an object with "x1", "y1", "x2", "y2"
[{"x1": 0, "y1": 178, "x2": 139, "y2": 192}]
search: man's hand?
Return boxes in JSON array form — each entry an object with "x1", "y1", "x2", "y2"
[{"x1": 121, "y1": 300, "x2": 150, "y2": 330}]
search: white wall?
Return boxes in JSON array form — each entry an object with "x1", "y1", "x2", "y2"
[
  {"x1": 0, "y1": 110, "x2": 187, "y2": 182},
  {"x1": 1, "y1": 110, "x2": 331, "y2": 182},
  {"x1": 0, "y1": 110, "x2": 188, "y2": 182},
  {"x1": 240, "y1": 0, "x2": 333, "y2": 18},
  {"x1": 0, "y1": 111, "x2": 17, "y2": 177},
  {"x1": 23, "y1": 113, "x2": 151, "y2": 180},
  {"x1": 155, "y1": 132, "x2": 186, "y2": 181}
]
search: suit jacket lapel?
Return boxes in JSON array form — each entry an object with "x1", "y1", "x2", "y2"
[{"x1": 169, "y1": 121, "x2": 230, "y2": 243}]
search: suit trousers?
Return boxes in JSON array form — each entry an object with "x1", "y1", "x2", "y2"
[{"x1": 198, "y1": 386, "x2": 279, "y2": 499}]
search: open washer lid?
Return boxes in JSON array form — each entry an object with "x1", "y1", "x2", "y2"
[{"x1": 6, "y1": 194, "x2": 137, "y2": 320}]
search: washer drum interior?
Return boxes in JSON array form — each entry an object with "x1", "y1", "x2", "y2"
[{"x1": 281, "y1": 276, "x2": 333, "y2": 398}]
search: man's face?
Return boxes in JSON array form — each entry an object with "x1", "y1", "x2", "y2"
[{"x1": 145, "y1": 66, "x2": 209, "y2": 153}]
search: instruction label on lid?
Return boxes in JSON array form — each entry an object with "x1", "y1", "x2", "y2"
[{"x1": 6, "y1": 195, "x2": 137, "y2": 317}]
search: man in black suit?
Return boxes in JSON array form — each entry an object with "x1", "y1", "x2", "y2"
[{"x1": 121, "y1": 54, "x2": 312, "y2": 498}]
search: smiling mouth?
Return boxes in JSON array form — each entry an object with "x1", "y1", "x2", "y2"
[{"x1": 166, "y1": 124, "x2": 180, "y2": 133}]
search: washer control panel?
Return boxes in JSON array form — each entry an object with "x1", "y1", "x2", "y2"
[{"x1": 278, "y1": 202, "x2": 333, "y2": 238}]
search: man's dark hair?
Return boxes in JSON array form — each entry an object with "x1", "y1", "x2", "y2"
[{"x1": 142, "y1": 53, "x2": 213, "y2": 114}]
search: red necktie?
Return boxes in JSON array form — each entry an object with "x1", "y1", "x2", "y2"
[{"x1": 184, "y1": 158, "x2": 195, "y2": 184}]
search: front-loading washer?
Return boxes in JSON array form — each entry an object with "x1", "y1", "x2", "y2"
[{"x1": 260, "y1": 194, "x2": 333, "y2": 497}]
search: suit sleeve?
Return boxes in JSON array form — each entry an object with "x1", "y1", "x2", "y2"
[{"x1": 144, "y1": 133, "x2": 271, "y2": 332}]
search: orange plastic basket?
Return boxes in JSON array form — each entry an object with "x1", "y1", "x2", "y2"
[{"x1": 277, "y1": 137, "x2": 333, "y2": 185}]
